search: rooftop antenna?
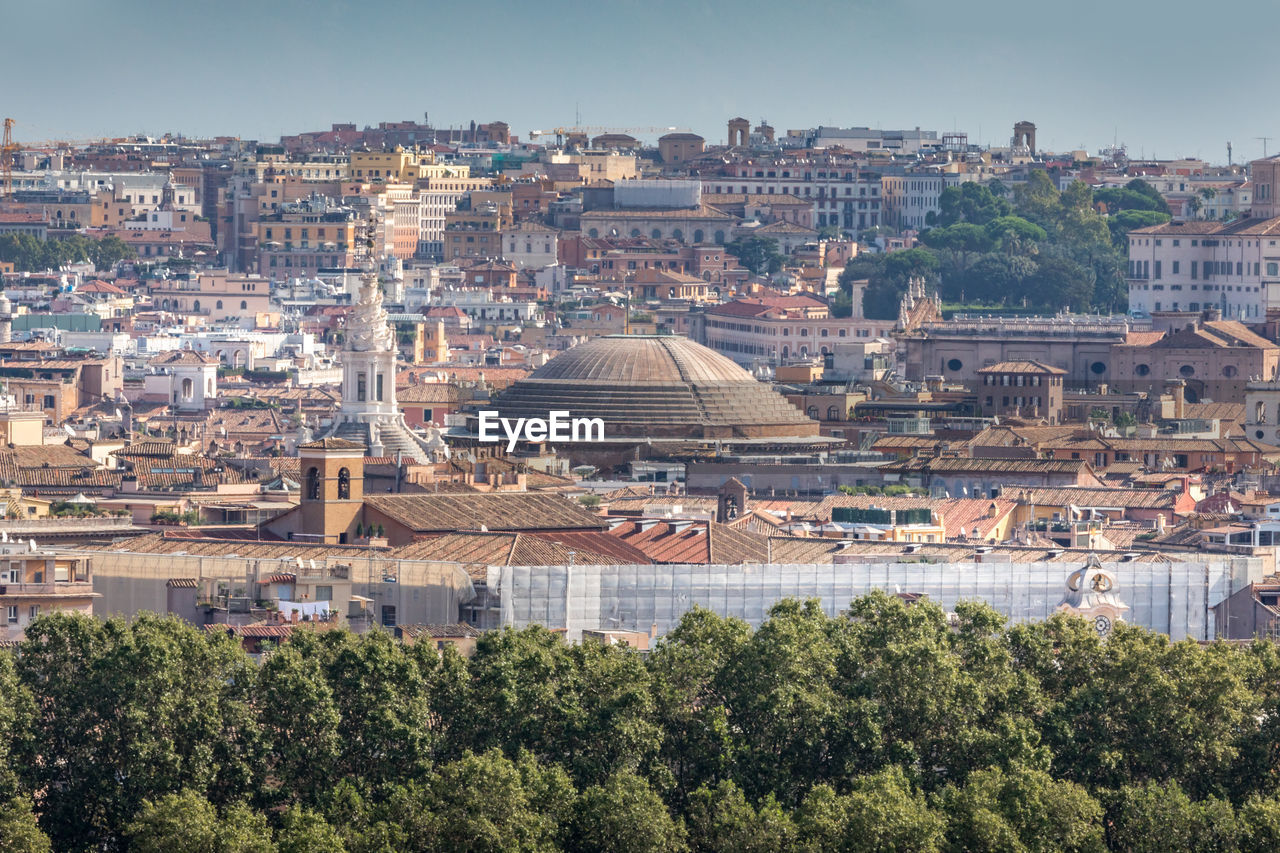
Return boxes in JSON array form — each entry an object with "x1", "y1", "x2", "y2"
[{"x1": 1258, "y1": 136, "x2": 1272, "y2": 158}]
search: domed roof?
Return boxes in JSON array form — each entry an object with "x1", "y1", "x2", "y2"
[
  {"x1": 488, "y1": 335, "x2": 818, "y2": 440},
  {"x1": 529, "y1": 336, "x2": 755, "y2": 385}
]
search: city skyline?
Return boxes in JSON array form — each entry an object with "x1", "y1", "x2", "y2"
[{"x1": 7, "y1": 0, "x2": 1276, "y2": 163}]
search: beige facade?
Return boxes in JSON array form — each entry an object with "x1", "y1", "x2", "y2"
[{"x1": 1, "y1": 544, "x2": 96, "y2": 641}]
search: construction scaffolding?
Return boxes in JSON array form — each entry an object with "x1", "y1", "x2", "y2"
[{"x1": 495, "y1": 555, "x2": 1264, "y2": 643}]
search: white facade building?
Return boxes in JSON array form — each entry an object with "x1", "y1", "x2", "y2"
[
  {"x1": 502, "y1": 222, "x2": 559, "y2": 269},
  {"x1": 1125, "y1": 219, "x2": 1280, "y2": 319}
]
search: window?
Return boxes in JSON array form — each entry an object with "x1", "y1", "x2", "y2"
[
  {"x1": 240, "y1": 300, "x2": 247, "y2": 310},
  {"x1": 5, "y1": 606, "x2": 15, "y2": 624},
  {"x1": 28, "y1": 605, "x2": 38, "y2": 620},
  {"x1": 337, "y1": 467, "x2": 350, "y2": 500},
  {"x1": 1135, "y1": 364, "x2": 1151, "y2": 376},
  {"x1": 1180, "y1": 365, "x2": 1195, "y2": 377},
  {"x1": 946, "y1": 358, "x2": 963, "y2": 371},
  {"x1": 306, "y1": 467, "x2": 320, "y2": 500},
  {"x1": 381, "y1": 605, "x2": 397, "y2": 627},
  {"x1": 1090, "y1": 361, "x2": 1106, "y2": 375}
]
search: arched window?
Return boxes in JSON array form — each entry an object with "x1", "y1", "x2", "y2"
[
  {"x1": 306, "y1": 467, "x2": 320, "y2": 500},
  {"x1": 651, "y1": 228, "x2": 661, "y2": 239},
  {"x1": 630, "y1": 228, "x2": 641, "y2": 237},
  {"x1": 807, "y1": 406, "x2": 818, "y2": 419},
  {"x1": 240, "y1": 300, "x2": 248, "y2": 310},
  {"x1": 588, "y1": 228, "x2": 599, "y2": 238},
  {"x1": 337, "y1": 467, "x2": 351, "y2": 499},
  {"x1": 672, "y1": 228, "x2": 684, "y2": 241},
  {"x1": 693, "y1": 229, "x2": 704, "y2": 243},
  {"x1": 827, "y1": 406, "x2": 839, "y2": 420},
  {"x1": 216, "y1": 300, "x2": 223, "y2": 310},
  {"x1": 180, "y1": 377, "x2": 193, "y2": 400},
  {"x1": 193, "y1": 300, "x2": 200, "y2": 312},
  {"x1": 714, "y1": 230, "x2": 725, "y2": 243}
]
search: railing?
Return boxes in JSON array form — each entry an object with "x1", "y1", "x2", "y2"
[
  {"x1": 0, "y1": 516, "x2": 134, "y2": 533},
  {"x1": 0, "y1": 581, "x2": 93, "y2": 596}
]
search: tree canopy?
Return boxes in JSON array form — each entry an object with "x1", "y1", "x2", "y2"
[
  {"x1": 6, "y1": 599, "x2": 1280, "y2": 851},
  {"x1": 0, "y1": 232, "x2": 135, "y2": 273},
  {"x1": 851, "y1": 173, "x2": 1156, "y2": 318}
]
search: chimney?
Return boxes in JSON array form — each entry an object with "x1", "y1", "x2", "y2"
[{"x1": 1156, "y1": 513, "x2": 1167, "y2": 535}]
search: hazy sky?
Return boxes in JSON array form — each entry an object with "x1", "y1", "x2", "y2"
[{"x1": 7, "y1": 0, "x2": 1275, "y2": 164}]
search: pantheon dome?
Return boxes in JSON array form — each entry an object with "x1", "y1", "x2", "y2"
[{"x1": 486, "y1": 335, "x2": 819, "y2": 440}]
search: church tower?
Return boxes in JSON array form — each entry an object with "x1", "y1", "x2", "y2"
[
  {"x1": 296, "y1": 438, "x2": 365, "y2": 544},
  {"x1": 322, "y1": 217, "x2": 439, "y2": 463}
]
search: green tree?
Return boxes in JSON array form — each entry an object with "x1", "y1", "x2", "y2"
[
  {"x1": 0, "y1": 796, "x2": 52, "y2": 853},
  {"x1": 255, "y1": 645, "x2": 341, "y2": 808},
  {"x1": 569, "y1": 770, "x2": 688, "y2": 853},
  {"x1": 274, "y1": 806, "x2": 347, "y2": 853},
  {"x1": 126, "y1": 791, "x2": 274, "y2": 853},
  {"x1": 795, "y1": 767, "x2": 945, "y2": 853},
  {"x1": 89, "y1": 235, "x2": 136, "y2": 270},
  {"x1": 458, "y1": 625, "x2": 660, "y2": 787},
  {"x1": 648, "y1": 607, "x2": 752, "y2": 802},
  {"x1": 382, "y1": 750, "x2": 568, "y2": 853},
  {"x1": 1008, "y1": 616, "x2": 1260, "y2": 798},
  {"x1": 935, "y1": 182, "x2": 1012, "y2": 226},
  {"x1": 0, "y1": 651, "x2": 32, "y2": 803},
  {"x1": 725, "y1": 236, "x2": 785, "y2": 276},
  {"x1": 837, "y1": 593, "x2": 1048, "y2": 790},
  {"x1": 291, "y1": 629, "x2": 432, "y2": 791},
  {"x1": 685, "y1": 780, "x2": 796, "y2": 852},
  {"x1": 1238, "y1": 792, "x2": 1280, "y2": 853},
  {"x1": 719, "y1": 599, "x2": 848, "y2": 803},
  {"x1": 1107, "y1": 780, "x2": 1239, "y2": 853},
  {"x1": 940, "y1": 766, "x2": 1105, "y2": 853},
  {"x1": 16, "y1": 613, "x2": 261, "y2": 851}
]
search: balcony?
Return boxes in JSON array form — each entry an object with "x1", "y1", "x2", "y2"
[{"x1": 0, "y1": 581, "x2": 95, "y2": 597}]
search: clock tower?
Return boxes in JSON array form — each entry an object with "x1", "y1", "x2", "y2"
[{"x1": 1056, "y1": 553, "x2": 1129, "y2": 636}]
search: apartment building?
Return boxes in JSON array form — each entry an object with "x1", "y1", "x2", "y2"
[
  {"x1": 1125, "y1": 218, "x2": 1280, "y2": 319},
  {"x1": 1, "y1": 543, "x2": 97, "y2": 641},
  {"x1": 700, "y1": 159, "x2": 882, "y2": 232}
]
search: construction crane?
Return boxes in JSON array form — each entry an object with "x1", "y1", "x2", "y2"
[
  {"x1": 1, "y1": 119, "x2": 17, "y2": 197},
  {"x1": 1, "y1": 120, "x2": 110, "y2": 196},
  {"x1": 527, "y1": 125, "x2": 688, "y2": 147}
]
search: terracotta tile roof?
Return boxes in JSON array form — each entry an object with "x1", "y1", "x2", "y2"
[
  {"x1": 887, "y1": 457, "x2": 1094, "y2": 475},
  {"x1": 299, "y1": 437, "x2": 365, "y2": 451},
  {"x1": 1126, "y1": 215, "x2": 1280, "y2": 237},
  {"x1": 397, "y1": 383, "x2": 460, "y2": 404},
  {"x1": 165, "y1": 577, "x2": 198, "y2": 588},
  {"x1": 1016, "y1": 486, "x2": 1185, "y2": 510},
  {"x1": 204, "y1": 623, "x2": 296, "y2": 639},
  {"x1": 152, "y1": 349, "x2": 217, "y2": 366},
  {"x1": 365, "y1": 492, "x2": 606, "y2": 534},
  {"x1": 605, "y1": 517, "x2": 768, "y2": 564},
  {"x1": 976, "y1": 360, "x2": 1068, "y2": 375},
  {"x1": 398, "y1": 623, "x2": 483, "y2": 639},
  {"x1": 83, "y1": 532, "x2": 376, "y2": 559},
  {"x1": 390, "y1": 530, "x2": 644, "y2": 568}
]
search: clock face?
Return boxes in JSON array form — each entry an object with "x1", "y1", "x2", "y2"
[{"x1": 1093, "y1": 614, "x2": 1112, "y2": 635}]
